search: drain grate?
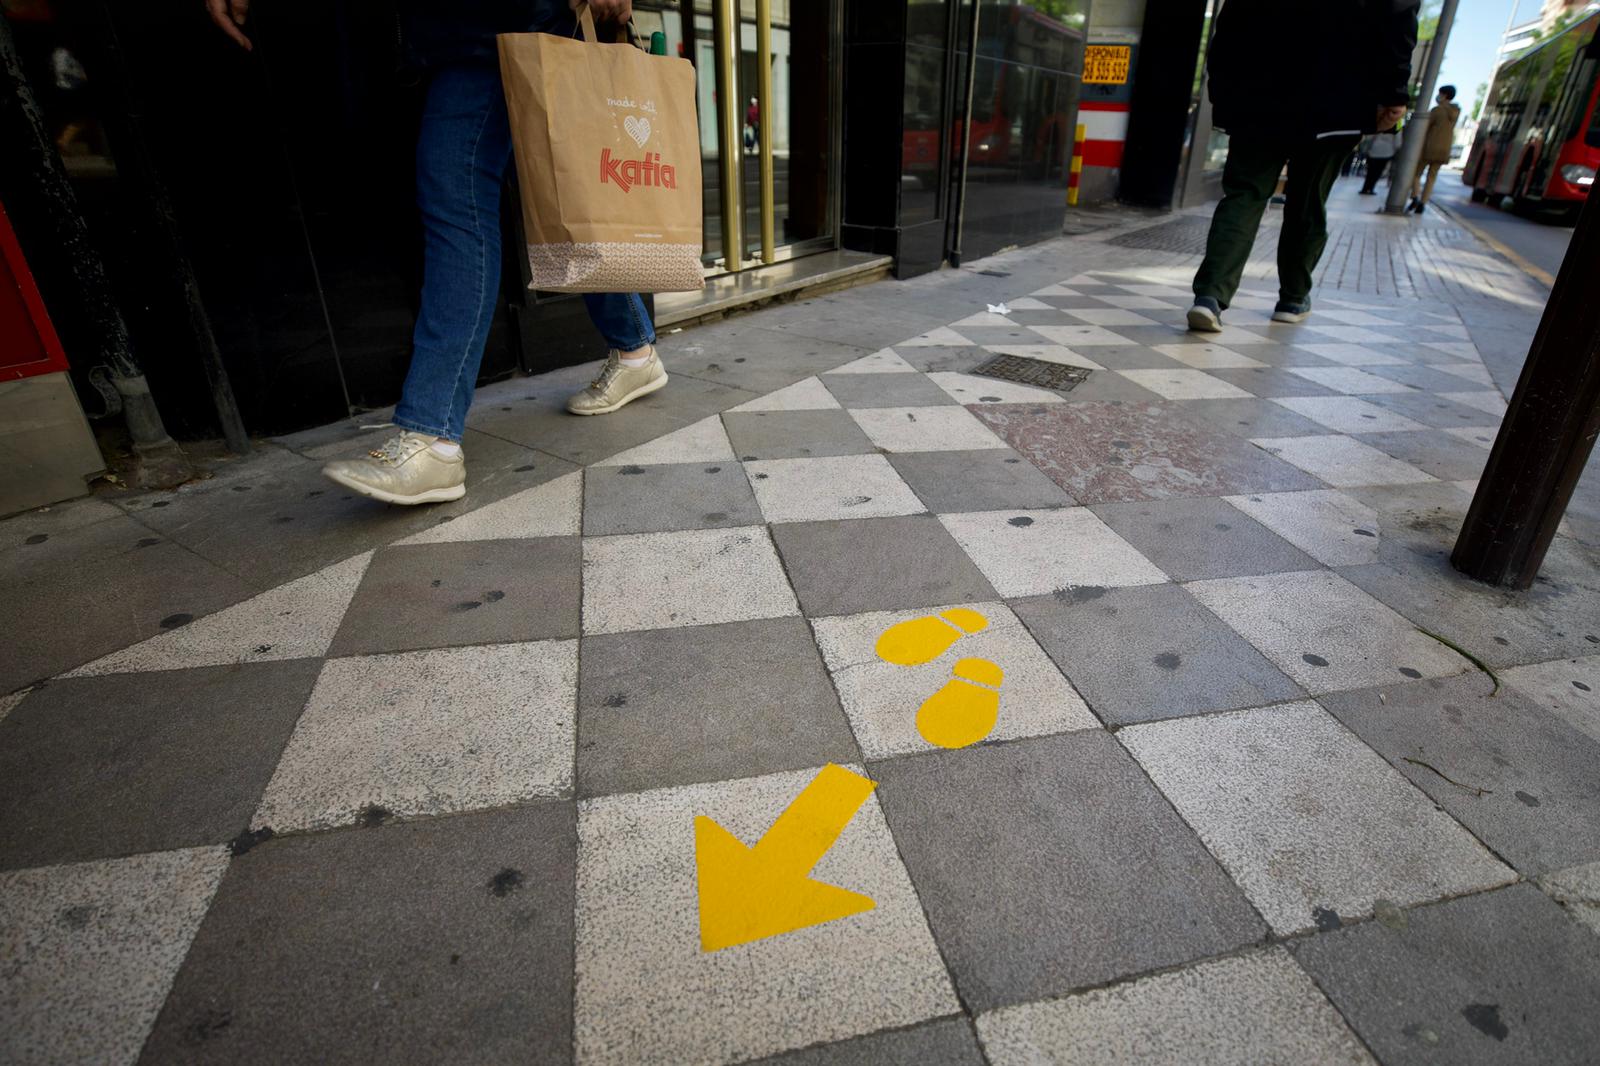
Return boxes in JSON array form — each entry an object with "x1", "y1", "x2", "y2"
[
  {"x1": 1105, "y1": 216, "x2": 1215, "y2": 255},
  {"x1": 971, "y1": 354, "x2": 1092, "y2": 392}
]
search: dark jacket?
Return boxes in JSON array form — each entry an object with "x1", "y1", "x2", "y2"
[
  {"x1": 1207, "y1": 0, "x2": 1420, "y2": 138},
  {"x1": 398, "y1": 0, "x2": 576, "y2": 70}
]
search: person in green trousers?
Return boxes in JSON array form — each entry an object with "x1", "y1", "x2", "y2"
[{"x1": 1187, "y1": 0, "x2": 1420, "y2": 331}]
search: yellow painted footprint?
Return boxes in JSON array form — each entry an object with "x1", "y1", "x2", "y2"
[
  {"x1": 875, "y1": 607, "x2": 990, "y2": 667},
  {"x1": 917, "y1": 658, "x2": 1004, "y2": 749}
]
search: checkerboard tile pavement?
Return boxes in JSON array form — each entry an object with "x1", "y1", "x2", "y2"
[{"x1": 5, "y1": 269, "x2": 1600, "y2": 1065}]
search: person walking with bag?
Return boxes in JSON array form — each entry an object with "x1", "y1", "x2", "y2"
[
  {"x1": 205, "y1": 0, "x2": 668, "y2": 505},
  {"x1": 1359, "y1": 128, "x2": 1399, "y2": 194},
  {"x1": 1407, "y1": 85, "x2": 1460, "y2": 214},
  {"x1": 1187, "y1": 0, "x2": 1418, "y2": 331}
]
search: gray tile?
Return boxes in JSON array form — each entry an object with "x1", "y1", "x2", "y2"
[
  {"x1": 1351, "y1": 429, "x2": 1492, "y2": 481},
  {"x1": 1500, "y1": 655, "x2": 1600, "y2": 745},
  {"x1": 887, "y1": 449, "x2": 1077, "y2": 512},
  {"x1": 1, "y1": 848, "x2": 229, "y2": 1066},
  {"x1": 873, "y1": 732, "x2": 1267, "y2": 1011},
  {"x1": 1013, "y1": 584, "x2": 1303, "y2": 726},
  {"x1": 1290, "y1": 885, "x2": 1600, "y2": 1066},
  {"x1": 0, "y1": 661, "x2": 321, "y2": 870},
  {"x1": 1122, "y1": 702, "x2": 1514, "y2": 934},
  {"x1": 1319, "y1": 673, "x2": 1600, "y2": 875},
  {"x1": 664, "y1": 328, "x2": 872, "y2": 395},
  {"x1": 723, "y1": 410, "x2": 878, "y2": 460},
  {"x1": 890, "y1": 344, "x2": 994, "y2": 375},
  {"x1": 977, "y1": 948, "x2": 1373, "y2": 1066},
  {"x1": 1204, "y1": 366, "x2": 1344, "y2": 397},
  {"x1": 1173, "y1": 397, "x2": 1334, "y2": 439},
  {"x1": 1038, "y1": 344, "x2": 1181, "y2": 371},
  {"x1": 583, "y1": 461, "x2": 762, "y2": 536},
  {"x1": 754, "y1": 1018, "x2": 983, "y2": 1065},
  {"x1": 141, "y1": 803, "x2": 575, "y2": 1065},
  {"x1": 329, "y1": 538, "x2": 581, "y2": 656},
  {"x1": 576, "y1": 617, "x2": 858, "y2": 796},
  {"x1": 1538, "y1": 861, "x2": 1600, "y2": 937},
  {"x1": 1365, "y1": 362, "x2": 1498, "y2": 392},
  {"x1": 0, "y1": 513, "x2": 254, "y2": 693},
  {"x1": 1091, "y1": 496, "x2": 1320, "y2": 581},
  {"x1": 771, "y1": 516, "x2": 998, "y2": 617},
  {"x1": 820, "y1": 373, "x2": 956, "y2": 409}
]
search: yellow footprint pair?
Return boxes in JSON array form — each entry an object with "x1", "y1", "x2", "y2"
[{"x1": 874, "y1": 608, "x2": 1003, "y2": 750}]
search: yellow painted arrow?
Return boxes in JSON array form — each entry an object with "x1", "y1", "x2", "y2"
[{"x1": 695, "y1": 763, "x2": 878, "y2": 952}]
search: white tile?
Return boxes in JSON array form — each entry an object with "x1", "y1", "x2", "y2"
[
  {"x1": 1152, "y1": 343, "x2": 1264, "y2": 369},
  {"x1": 402, "y1": 471, "x2": 582, "y2": 544},
  {"x1": 1538, "y1": 862, "x2": 1600, "y2": 937},
  {"x1": 899, "y1": 327, "x2": 975, "y2": 348},
  {"x1": 939, "y1": 507, "x2": 1167, "y2": 596},
  {"x1": 0, "y1": 848, "x2": 229, "y2": 1066},
  {"x1": 1284, "y1": 367, "x2": 1417, "y2": 395},
  {"x1": 1435, "y1": 361, "x2": 1495, "y2": 386},
  {"x1": 1063, "y1": 308, "x2": 1160, "y2": 327},
  {"x1": 1302, "y1": 325, "x2": 1397, "y2": 344},
  {"x1": 1115, "y1": 369, "x2": 1253, "y2": 400},
  {"x1": 1206, "y1": 325, "x2": 1283, "y2": 347},
  {"x1": 1223, "y1": 489, "x2": 1381, "y2": 567},
  {"x1": 1251, "y1": 436, "x2": 1435, "y2": 487},
  {"x1": 1027, "y1": 324, "x2": 1132, "y2": 347},
  {"x1": 1287, "y1": 343, "x2": 1407, "y2": 367},
  {"x1": 827, "y1": 349, "x2": 919, "y2": 374},
  {"x1": 1420, "y1": 340, "x2": 1481, "y2": 360},
  {"x1": 1269, "y1": 397, "x2": 1426, "y2": 433},
  {"x1": 1313, "y1": 309, "x2": 1401, "y2": 327},
  {"x1": 582, "y1": 526, "x2": 798, "y2": 635},
  {"x1": 1031, "y1": 283, "x2": 1082, "y2": 296},
  {"x1": 1095, "y1": 294, "x2": 1183, "y2": 310},
  {"x1": 1500, "y1": 655, "x2": 1600, "y2": 746},
  {"x1": 982, "y1": 344, "x2": 1102, "y2": 370},
  {"x1": 1442, "y1": 390, "x2": 1509, "y2": 417},
  {"x1": 253, "y1": 641, "x2": 578, "y2": 832},
  {"x1": 728, "y1": 377, "x2": 842, "y2": 412},
  {"x1": 596, "y1": 416, "x2": 736, "y2": 467},
  {"x1": 951, "y1": 312, "x2": 1018, "y2": 328},
  {"x1": 978, "y1": 948, "x2": 1374, "y2": 1066},
  {"x1": 1421, "y1": 323, "x2": 1471, "y2": 339},
  {"x1": 1184, "y1": 570, "x2": 1465, "y2": 694},
  {"x1": 0, "y1": 688, "x2": 27, "y2": 725},
  {"x1": 1121, "y1": 703, "x2": 1515, "y2": 934},
  {"x1": 810, "y1": 602, "x2": 1096, "y2": 758},
  {"x1": 67, "y1": 552, "x2": 373, "y2": 676},
  {"x1": 1116, "y1": 283, "x2": 1191, "y2": 299},
  {"x1": 574, "y1": 768, "x2": 958, "y2": 1064},
  {"x1": 1443, "y1": 426, "x2": 1500, "y2": 449},
  {"x1": 849, "y1": 406, "x2": 1009, "y2": 453},
  {"x1": 927, "y1": 371, "x2": 1066, "y2": 405},
  {"x1": 1004, "y1": 296, "x2": 1055, "y2": 310},
  {"x1": 744, "y1": 455, "x2": 925, "y2": 523}
]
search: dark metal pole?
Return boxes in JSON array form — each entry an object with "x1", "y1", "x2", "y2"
[
  {"x1": 948, "y1": 0, "x2": 981, "y2": 267},
  {"x1": 1386, "y1": 0, "x2": 1460, "y2": 215},
  {"x1": 1451, "y1": 183, "x2": 1600, "y2": 588}
]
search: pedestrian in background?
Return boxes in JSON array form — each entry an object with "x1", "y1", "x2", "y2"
[
  {"x1": 205, "y1": 0, "x2": 668, "y2": 506},
  {"x1": 1407, "y1": 84, "x2": 1460, "y2": 215},
  {"x1": 1360, "y1": 127, "x2": 1400, "y2": 195},
  {"x1": 1188, "y1": 0, "x2": 1419, "y2": 331}
]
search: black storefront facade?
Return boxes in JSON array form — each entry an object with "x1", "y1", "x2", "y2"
[{"x1": 1, "y1": 0, "x2": 1089, "y2": 450}]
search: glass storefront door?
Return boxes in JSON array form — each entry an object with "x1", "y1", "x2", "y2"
[{"x1": 632, "y1": 1, "x2": 841, "y2": 277}]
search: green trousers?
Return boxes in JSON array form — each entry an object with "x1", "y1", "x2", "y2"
[{"x1": 1192, "y1": 133, "x2": 1360, "y2": 309}]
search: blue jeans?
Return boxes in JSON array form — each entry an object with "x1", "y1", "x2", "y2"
[{"x1": 394, "y1": 64, "x2": 656, "y2": 441}]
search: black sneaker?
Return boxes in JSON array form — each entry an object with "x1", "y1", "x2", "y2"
[
  {"x1": 1271, "y1": 299, "x2": 1312, "y2": 324},
  {"x1": 1186, "y1": 296, "x2": 1223, "y2": 333}
]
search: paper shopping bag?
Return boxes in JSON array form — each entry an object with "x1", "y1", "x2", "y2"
[{"x1": 498, "y1": 7, "x2": 704, "y2": 293}]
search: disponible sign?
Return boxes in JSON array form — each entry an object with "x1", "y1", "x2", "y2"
[{"x1": 1083, "y1": 44, "x2": 1131, "y2": 85}]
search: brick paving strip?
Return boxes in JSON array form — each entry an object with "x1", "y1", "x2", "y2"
[{"x1": 2, "y1": 185, "x2": 1600, "y2": 1065}]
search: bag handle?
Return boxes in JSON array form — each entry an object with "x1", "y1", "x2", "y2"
[{"x1": 574, "y1": 3, "x2": 631, "y2": 46}]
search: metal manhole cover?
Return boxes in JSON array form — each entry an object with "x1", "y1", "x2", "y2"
[{"x1": 971, "y1": 354, "x2": 1092, "y2": 392}]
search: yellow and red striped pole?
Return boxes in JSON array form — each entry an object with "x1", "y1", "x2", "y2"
[{"x1": 1067, "y1": 123, "x2": 1086, "y2": 206}]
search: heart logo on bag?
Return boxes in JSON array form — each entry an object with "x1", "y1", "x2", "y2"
[{"x1": 624, "y1": 115, "x2": 652, "y2": 147}]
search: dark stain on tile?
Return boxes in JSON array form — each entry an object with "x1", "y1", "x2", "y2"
[
  {"x1": 489, "y1": 867, "x2": 525, "y2": 897},
  {"x1": 1154, "y1": 652, "x2": 1182, "y2": 670},
  {"x1": 1398, "y1": 667, "x2": 1423, "y2": 678},
  {"x1": 1008, "y1": 516, "x2": 1034, "y2": 527},
  {"x1": 160, "y1": 613, "x2": 194, "y2": 630},
  {"x1": 1461, "y1": 1003, "x2": 1508, "y2": 1041},
  {"x1": 1303, "y1": 653, "x2": 1330, "y2": 667},
  {"x1": 1514, "y1": 790, "x2": 1541, "y2": 808},
  {"x1": 228, "y1": 826, "x2": 275, "y2": 857},
  {"x1": 357, "y1": 804, "x2": 393, "y2": 828},
  {"x1": 24, "y1": 533, "x2": 48, "y2": 545},
  {"x1": 1312, "y1": 906, "x2": 1343, "y2": 931}
]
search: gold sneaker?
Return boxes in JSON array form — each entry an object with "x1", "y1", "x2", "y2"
[
  {"x1": 566, "y1": 348, "x2": 667, "y2": 416},
  {"x1": 321, "y1": 430, "x2": 466, "y2": 505}
]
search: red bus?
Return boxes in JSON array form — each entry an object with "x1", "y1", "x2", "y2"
[{"x1": 1463, "y1": 11, "x2": 1599, "y2": 214}]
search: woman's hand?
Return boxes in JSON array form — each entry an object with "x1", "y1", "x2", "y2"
[
  {"x1": 574, "y1": 0, "x2": 634, "y2": 22},
  {"x1": 205, "y1": 0, "x2": 252, "y2": 50}
]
